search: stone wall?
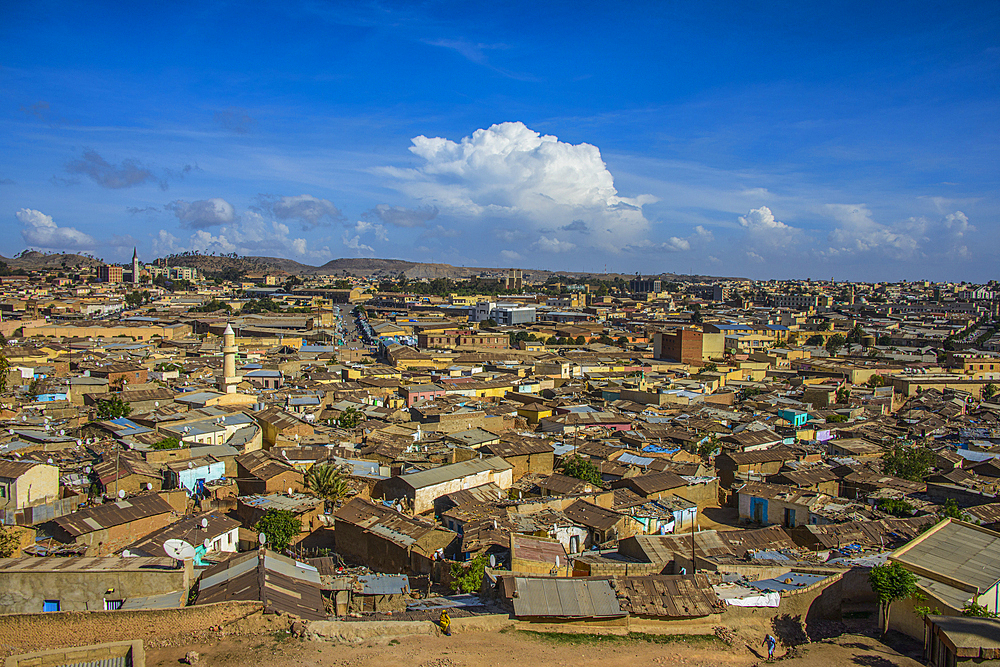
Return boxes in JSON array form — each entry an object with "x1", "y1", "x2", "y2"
[{"x1": 0, "y1": 601, "x2": 263, "y2": 658}]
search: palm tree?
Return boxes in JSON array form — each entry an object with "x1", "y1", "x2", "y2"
[{"x1": 304, "y1": 464, "x2": 350, "y2": 503}]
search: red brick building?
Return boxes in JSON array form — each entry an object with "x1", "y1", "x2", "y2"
[{"x1": 653, "y1": 328, "x2": 703, "y2": 365}]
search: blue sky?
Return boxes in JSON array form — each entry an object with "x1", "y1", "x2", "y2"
[{"x1": 1, "y1": 1, "x2": 997, "y2": 281}]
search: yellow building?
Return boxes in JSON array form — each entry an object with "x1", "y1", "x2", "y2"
[{"x1": 0, "y1": 461, "x2": 60, "y2": 511}]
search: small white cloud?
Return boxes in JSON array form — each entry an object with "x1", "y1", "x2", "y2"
[
  {"x1": 16, "y1": 208, "x2": 97, "y2": 249},
  {"x1": 531, "y1": 236, "x2": 576, "y2": 253},
  {"x1": 739, "y1": 206, "x2": 789, "y2": 231},
  {"x1": 166, "y1": 198, "x2": 235, "y2": 229},
  {"x1": 500, "y1": 249, "x2": 522, "y2": 261},
  {"x1": 943, "y1": 211, "x2": 973, "y2": 237}
]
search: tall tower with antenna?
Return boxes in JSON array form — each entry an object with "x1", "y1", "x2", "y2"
[{"x1": 132, "y1": 247, "x2": 140, "y2": 284}]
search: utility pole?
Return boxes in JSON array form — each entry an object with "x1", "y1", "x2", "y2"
[{"x1": 114, "y1": 442, "x2": 120, "y2": 499}]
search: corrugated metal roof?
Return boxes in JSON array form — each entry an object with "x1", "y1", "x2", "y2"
[
  {"x1": 614, "y1": 574, "x2": 720, "y2": 618},
  {"x1": 512, "y1": 577, "x2": 625, "y2": 618},
  {"x1": 53, "y1": 495, "x2": 174, "y2": 537},
  {"x1": 894, "y1": 520, "x2": 1000, "y2": 595},
  {"x1": 397, "y1": 456, "x2": 512, "y2": 490},
  {"x1": 357, "y1": 574, "x2": 409, "y2": 595}
]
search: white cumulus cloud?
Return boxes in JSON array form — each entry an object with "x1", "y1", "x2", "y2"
[
  {"x1": 383, "y1": 121, "x2": 655, "y2": 252},
  {"x1": 824, "y1": 203, "x2": 921, "y2": 258},
  {"x1": 739, "y1": 206, "x2": 790, "y2": 231},
  {"x1": 16, "y1": 208, "x2": 97, "y2": 249}
]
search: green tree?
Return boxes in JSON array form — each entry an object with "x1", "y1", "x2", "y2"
[
  {"x1": 483, "y1": 318, "x2": 497, "y2": 328},
  {"x1": 938, "y1": 499, "x2": 965, "y2": 520},
  {"x1": 869, "y1": 561, "x2": 919, "y2": 635},
  {"x1": 304, "y1": 464, "x2": 350, "y2": 503},
  {"x1": 450, "y1": 554, "x2": 488, "y2": 593},
  {"x1": 806, "y1": 334, "x2": 825, "y2": 346},
  {"x1": 0, "y1": 353, "x2": 9, "y2": 393},
  {"x1": 962, "y1": 599, "x2": 1000, "y2": 618},
  {"x1": 846, "y1": 323, "x2": 865, "y2": 346},
  {"x1": 337, "y1": 407, "x2": 362, "y2": 429},
  {"x1": 983, "y1": 383, "x2": 998, "y2": 402},
  {"x1": 877, "y1": 498, "x2": 914, "y2": 517},
  {"x1": 574, "y1": 336, "x2": 586, "y2": 345},
  {"x1": 867, "y1": 374, "x2": 889, "y2": 388},
  {"x1": 836, "y1": 386, "x2": 850, "y2": 404},
  {"x1": 825, "y1": 334, "x2": 846, "y2": 356},
  {"x1": 151, "y1": 437, "x2": 181, "y2": 450},
  {"x1": 881, "y1": 444, "x2": 934, "y2": 482},
  {"x1": 96, "y1": 395, "x2": 132, "y2": 420},
  {"x1": 702, "y1": 362, "x2": 718, "y2": 373},
  {"x1": 253, "y1": 509, "x2": 302, "y2": 551},
  {"x1": 560, "y1": 455, "x2": 603, "y2": 486}
]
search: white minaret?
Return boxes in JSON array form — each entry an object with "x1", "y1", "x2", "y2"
[
  {"x1": 132, "y1": 247, "x2": 140, "y2": 284},
  {"x1": 220, "y1": 323, "x2": 241, "y2": 394}
]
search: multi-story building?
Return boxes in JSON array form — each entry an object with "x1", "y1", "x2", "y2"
[
  {"x1": 416, "y1": 330, "x2": 508, "y2": 350},
  {"x1": 471, "y1": 301, "x2": 536, "y2": 325},
  {"x1": 97, "y1": 264, "x2": 123, "y2": 283}
]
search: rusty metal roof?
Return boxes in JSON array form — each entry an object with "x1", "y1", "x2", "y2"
[
  {"x1": 53, "y1": 494, "x2": 174, "y2": 537},
  {"x1": 563, "y1": 499, "x2": 623, "y2": 532},
  {"x1": 196, "y1": 549, "x2": 325, "y2": 621},
  {"x1": 614, "y1": 574, "x2": 721, "y2": 618}
]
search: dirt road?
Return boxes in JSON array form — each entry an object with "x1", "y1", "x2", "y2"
[{"x1": 146, "y1": 627, "x2": 924, "y2": 667}]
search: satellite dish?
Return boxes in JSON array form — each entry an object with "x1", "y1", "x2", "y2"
[
  {"x1": 118, "y1": 489, "x2": 126, "y2": 499},
  {"x1": 258, "y1": 533, "x2": 266, "y2": 545},
  {"x1": 122, "y1": 549, "x2": 132, "y2": 557},
  {"x1": 188, "y1": 462, "x2": 193, "y2": 469},
  {"x1": 489, "y1": 554, "x2": 496, "y2": 568},
  {"x1": 76, "y1": 439, "x2": 82, "y2": 446},
  {"x1": 555, "y1": 555, "x2": 560, "y2": 567},
  {"x1": 59, "y1": 430, "x2": 65, "y2": 436},
  {"x1": 154, "y1": 401, "x2": 159, "y2": 407},
  {"x1": 201, "y1": 518, "x2": 208, "y2": 529},
  {"x1": 203, "y1": 538, "x2": 211, "y2": 549},
  {"x1": 164, "y1": 539, "x2": 197, "y2": 561},
  {"x1": 146, "y1": 483, "x2": 153, "y2": 490},
  {"x1": 84, "y1": 466, "x2": 91, "y2": 474},
  {"x1": 47, "y1": 458, "x2": 53, "y2": 464}
]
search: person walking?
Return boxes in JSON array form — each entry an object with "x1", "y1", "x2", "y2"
[
  {"x1": 439, "y1": 609, "x2": 451, "y2": 636},
  {"x1": 762, "y1": 633, "x2": 777, "y2": 660}
]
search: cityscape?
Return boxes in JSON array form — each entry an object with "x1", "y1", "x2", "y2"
[{"x1": 1, "y1": 2, "x2": 999, "y2": 667}]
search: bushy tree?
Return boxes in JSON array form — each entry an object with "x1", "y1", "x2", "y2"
[
  {"x1": 881, "y1": 444, "x2": 934, "y2": 482},
  {"x1": 253, "y1": 509, "x2": 302, "y2": 551},
  {"x1": 561, "y1": 455, "x2": 603, "y2": 486},
  {"x1": 984, "y1": 383, "x2": 998, "y2": 402},
  {"x1": 450, "y1": 554, "x2": 488, "y2": 593},
  {"x1": 806, "y1": 334, "x2": 825, "y2": 346},
  {"x1": 869, "y1": 561, "x2": 918, "y2": 634},
  {"x1": 825, "y1": 334, "x2": 846, "y2": 355},
  {"x1": 96, "y1": 395, "x2": 132, "y2": 420},
  {"x1": 337, "y1": 407, "x2": 362, "y2": 429}
]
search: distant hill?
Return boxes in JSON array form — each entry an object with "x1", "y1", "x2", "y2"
[
  {"x1": 3, "y1": 248, "x2": 741, "y2": 283},
  {"x1": 5, "y1": 251, "x2": 104, "y2": 270}
]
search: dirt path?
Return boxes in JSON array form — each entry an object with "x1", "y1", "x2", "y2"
[{"x1": 146, "y1": 628, "x2": 924, "y2": 667}]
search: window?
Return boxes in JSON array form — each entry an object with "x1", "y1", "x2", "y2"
[
  {"x1": 104, "y1": 599, "x2": 124, "y2": 610},
  {"x1": 43, "y1": 600, "x2": 60, "y2": 612}
]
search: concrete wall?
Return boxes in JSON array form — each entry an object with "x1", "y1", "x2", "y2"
[
  {"x1": 0, "y1": 557, "x2": 192, "y2": 614},
  {"x1": 4, "y1": 640, "x2": 144, "y2": 667}
]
